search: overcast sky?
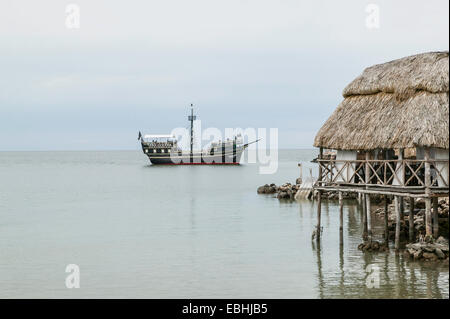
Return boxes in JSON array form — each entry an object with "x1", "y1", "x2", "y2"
[{"x1": 0, "y1": 0, "x2": 448, "y2": 150}]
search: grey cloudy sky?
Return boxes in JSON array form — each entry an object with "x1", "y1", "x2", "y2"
[{"x1": 0, "y1": 0, "x2": 448, "y2": 150}]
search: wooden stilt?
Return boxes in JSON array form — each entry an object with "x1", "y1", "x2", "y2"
[
  {"x1": 364, "y1": 151, "x2": 371, "y2": 241},
  {"x1": 362, "y1": 194, "x2": 368, "y2": 240},
  {"x1": 432, "y1": 197, "x2": 439, "y2": 238},
  {"x1": 409, "y1": 197, "x2": 415, "y2": 242},
  {"x1": 425, "y1": 198, "x2": 432, "y2": 237},
  {"x1": 395, "y1": 196, "x2": 401, "y2": 251},
  {"x1": 384, "y1": 195, "x2": 389, "y2": 247},
  {"x1": 316, "y1": 191, "x2": 322, "y2": 241},
  {"x1": 316, "y1": 147, "x2": 323, "y2": 241},
  {"x1": 366, "y1": 194, "x2": 372, "y2": 242},
  {"x1": 424, "y1": 148, "x2": 432, "y2": 237},
  {"x1": 298, "y1": 163, "x2": 303, "y2": 184},
  {"x1": 339, "y1": 191, "x2": 343, "y2": 245},
  {"x1": 399, "y1": 197, "x2": 404, "y2": 226}
]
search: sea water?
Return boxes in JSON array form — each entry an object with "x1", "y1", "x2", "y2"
[{"x1": 0, "y1": 150, "x2": 448, "y2": 298}]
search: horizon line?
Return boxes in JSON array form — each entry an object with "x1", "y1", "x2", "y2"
[{"x1": 0, "y1": 147, "x2": 317, "y2": 153}]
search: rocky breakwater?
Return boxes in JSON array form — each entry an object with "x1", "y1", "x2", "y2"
[
  {"x1": 404, "y1": 236, "x2": 449, "y2": 262},
  {"x1": 257, "y1": 183, "x2": 300, "y2": 200},
  {"x1": 257, "y1": 182, "x2": 365, "y2": 201}
]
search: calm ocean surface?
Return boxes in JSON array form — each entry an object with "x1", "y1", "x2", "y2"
[{"x1": 0, "y1": 150, "x2": 448, "y2": 298}]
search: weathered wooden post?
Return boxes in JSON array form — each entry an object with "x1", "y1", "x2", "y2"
[
  {"x1": 424, "y1": 148, "x2": 432, "y2": 237},
  {"x1": 432, "y1": 197, "x2": 439, "y2": 238},
  {"x1": 366, "y1": 195, "x2": 372, "y2": 242},
  {"x1": 339, "y1": 191, "x2": 344, "y2": 245},
  {"x1": 384, "y1": 195, "x2": 389, "y2": 247},
  {"x1": 365, "y1": 152, "x2": 372, "y2": 242},
  {"x1": 398, "y1": 149, "x2": 405, "y2": 224},
  {"x1": 394, "y1": 196, "x2": 401, "y2": 250},
  {"x1": 409, "y1": 197, "x2": 415, "y2": 242},
  {"x1": 316, "y1": 147, "x2": 323, "y2": 241},
  {"x1": 362, "y1": 194, "x2": 368, "y2": 240},
  {"x1": 297, "y1": 163, "x2": 303, "y2": 184},
  {"x1": 317, "y1": 192, "x2": 322, "y2": 241},
  {"x1": 399, "y1": 197, "x2": 404, "y2": 227}
]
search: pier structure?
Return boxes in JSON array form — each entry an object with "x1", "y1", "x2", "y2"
[{"x1": 311, "y1": 51, "x2": 449, "y2": 249}]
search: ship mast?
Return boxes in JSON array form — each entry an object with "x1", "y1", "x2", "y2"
[{"x1": 188, "y1": 104, "x2": 196, "y2": 161}]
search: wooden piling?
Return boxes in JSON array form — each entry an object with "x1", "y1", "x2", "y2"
[
  {"x1": 297, "y1": 163, "x2": 303, "y2": 184},
  {"x1": 394, "y1": 196, "x2": 401, "y2": 251},
  {"x1": 316, "y1": 147, "x2": 323, "y2": 241},
  {"x1": 384, "y1": 195, "x2": 389, "y2": 247},
  {"x1": 409, "y1": 197, "x2": 415, "y2": 242},
  {"x1": 364, "y1": 151, "x2": 371, "y2": 241},
  {"x1": 339, "y1": 191, "x2": 343, "y2": 244},
  {"x1": 433, "y1": 197, "x2": 439, "y2": 238},
  {"x1": 362, "y1": 194, "x2": 368, "y2": 240},
  {"x1": 424, "y1": 148, "x2": 432, "y2": 237},
  {"x1": 317, "y1": 190, "x2": 322, "y2": 241},
  {"x1": 425, "y1": 198, "x2": 432, "y2": 237},
  {"x1": 399, "y1": 197, "x2": 404, "y2": 226},
  {"x1": 366, "y1": 194, "x2": 372, "y2": 242}
]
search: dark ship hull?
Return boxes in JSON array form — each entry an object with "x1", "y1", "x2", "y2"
[{"x1": 143, "y1": 144, "x2": 247, "y2": 165}]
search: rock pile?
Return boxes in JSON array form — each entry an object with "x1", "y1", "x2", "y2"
[
  {"x1": 257, "y1": 182, "x2": 300, "y2": 200},
  {"x1": 404, "y1": 237, "x2": 449, "y2": 261},
  {"x1": 257, "y1": 182, "x2": 381, "y2": 201},
  {"x1": 257, "y1": 184, "x2": 278, "y2": 195},
  {"x1": 357, "y1": 240, "x2": 388, "y2": 252},
  {"x1": 277, "y1": 183, "x2": 301, "y2": 200}
]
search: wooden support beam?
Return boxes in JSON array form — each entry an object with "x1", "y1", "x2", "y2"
[
  {"x1": 298, "y1": 163, "x2": 303, "y2": 184},
  {"x1": 318, "y1": 147, "x2": 323, "y2": 186},
  {"x1": 362, "y1": 194, "x2": 368, "y2": 241},
  {"x1": 399, "y1": 197, "x2": 404, "y2": 226},
  {"x1": 433, "y1": 197, "x2": 439, "y2": 238},
  {"x1": 366, "y1": 194, "x2": 372, "y2": 242},
  {"x1": 364, "y1": 151, "x2": 371, "y2": 242},
  {"x1": 339, "y1": 191, "x2": 343, "y2": 245},
  {"x1": 409, "y1": 197, "x2": 415, "y2": 243},
  {"x1": 424, "y1": 148, "x2": 432, "y2": 237},
  {"x1": 313, "y1": 185, "x2": 447, "y2": 198},
  {"x1": 316, "y1": 147, "x2": 323, "y2": 241},
  {"x1": 384, "y1": 195, "x2": 389, "y2": 247},
  {"x1": 425, "y1": 198, "x2": 432, "y2": 237},
  {"x1": 316, "y1": 191, "x2": 322, "y2": 241},
  {"x1": 399, "y1": 148, "x2": 404, "y2": 186},
  {"x1": 365, "y1": 152, "x2": 370, "y2": 185},
  {"x1": 395, "y1": 196, "x2": 401, "y2": 251}
]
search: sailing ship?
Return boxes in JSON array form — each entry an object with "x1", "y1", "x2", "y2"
[{"x1": 138, "y1": 105, "x2": 255, "y2": 165}]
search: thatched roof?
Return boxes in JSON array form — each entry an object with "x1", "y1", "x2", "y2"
[{"x1": 314, "y1": 51, "x2": 449, "y2": 150}]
